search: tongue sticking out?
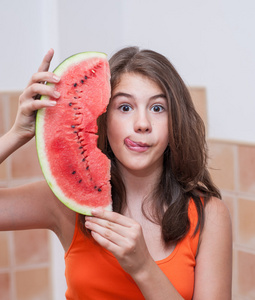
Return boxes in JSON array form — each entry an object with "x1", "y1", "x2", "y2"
[{"x1": 124, "y1": 138, "x2": 149, "y2": 152}]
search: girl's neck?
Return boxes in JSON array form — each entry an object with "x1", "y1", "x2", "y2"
[{"x1": 118, "y1": 163, "x2": 162, "y2": 204}]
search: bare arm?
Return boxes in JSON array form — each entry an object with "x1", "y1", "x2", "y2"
[
  {"x1": 0, "y1": 49, "x2": 60, "y2": 230},
  {"x1": 0, "y1": 180, "x2": 75, "y2": 249},
  {"x1": 193, "y1": 197, "x2": 232, "y2": 299},
  {"x1": 0, "y1": 48, "x2": 59, "y2": 164},
  {"x1": 0, "y1": 49, "x2": 76, "y2": 249},
  {"x1": 0, "y1": 181, "x2": 58, "y2": 231}
]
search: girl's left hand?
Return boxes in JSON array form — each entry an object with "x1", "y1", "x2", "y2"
[{"x1": 85, "y1": 209, "x2": 152, "y2": 276}]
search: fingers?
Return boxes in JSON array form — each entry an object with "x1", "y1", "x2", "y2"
[
  {"x1": 85, "y1": 216, "x2": 136, "y2": 257},
  {"x1": 91, "y1": 208, "x2": 135, "y2": 227},
  {"x1": 26, "y1": 71, "x2": 60, "y2": 88},
  {"x1": 85, "y1": 210, "x2": 151, "y2": 275},
  {"x1": 21, "y1": 82, "x2": 60, "y2": 103},
  {"x1": 19, "y1": 83, "x2": 60, "y2": 116},
  {"x1": 23, "y1": 53, "x2": 61, "y2": 108},
  {"x1": 89, "y1": 230, "x2": 122, "y2": 258},
  {"x1": 26, "y1": 48, "x2": 58, "y2": 88},
  {"x1": 38, "y1": 48, "x2": 54, "y2": 72},
  {"x1": 22, "y1": 99, "x2": 57, "y2": 116},
  {"x1": 11, "y1": 50, "x2": 59, "y2": 141},
  {"x1": 85, "y1": 215, "x2": 127, "y2": 239},
  {"x1": 18, "y1": 69, "x2": 60, "y2": 122},
  {"x1": 85, "y1": 218, "x2": 123, "y2": 246},
  {"x1": 85, "y1": 210, "x2": 141, "y2": 249},
  {"x1": 31, "y1": 71, "x2": 60, "y2": 84}
]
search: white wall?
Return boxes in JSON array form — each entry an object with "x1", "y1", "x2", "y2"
[
  {"x1": 119, "y1": 0, "x2": 255, "y2": 143},
  {"x1": 1, "y1": 0, "x2": 255, "y2": 299},
  {"x1": 57, "y1": 0, "x2": 123, "y2": 60},
  {"x1": 1, "y1": 0, "x2": 254, "y2": 143}
]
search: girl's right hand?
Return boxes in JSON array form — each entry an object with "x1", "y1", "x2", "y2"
[{"x1": 11, "y1": 48, "x2": 61, "y2": 143}]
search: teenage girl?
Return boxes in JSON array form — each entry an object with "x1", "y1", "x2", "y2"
[{"x1": 0, "y1": 47, "x2": 232, "y2": 300}]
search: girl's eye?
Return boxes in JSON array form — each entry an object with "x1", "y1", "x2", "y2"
[
  {"x1": 119, "y1": 104, "x2": 132, "y2": 112},
  {"x1": 151, "y1": 104, "x2": 164, "y2": 113}
]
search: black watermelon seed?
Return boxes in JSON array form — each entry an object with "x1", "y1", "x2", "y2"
[
  {"x1": 82, "y1": 158, "x2": 85, "y2": 162},
  {"x1": 81, "y1": 150, "x2": 85, "y2": 154},
  {"x1": 79, "y1": 179, "x2": 82, "y2": 183},
  {"x1": 98, "y1": 188, "x2": 102, "y2": 192},
  {"x1": 72, "y1": 171, "x2": 76, "y2": 174},
  {"x1": 69, "y1": 102, "x2": 72, "y2": 106},
  {"x1": 79, "y1": 146, "x2": 83, "y2": 149},
  {"x1": 81, "y1": 79, "x2": 84, "y2": 84},
  {"x1": 84, "y1": 76, "x2": 88, "y2": 80},
  {"x1": 71, "y1": 125, "x2": 75, "y2": 128},
  {"x1": 94, "y1": 186, "x2": 97, "y2": 189},
  {"x1": 74, "y1": 131, "x2": 78, "y2": 133},
  {"x1": 86, "y1": 166, "x2": 89, "y2": 170},
  {"x1": 74, "y1": 83, "x2": 77, "y2": 87}
]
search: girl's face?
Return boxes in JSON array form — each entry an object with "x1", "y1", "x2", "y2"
[{"x1": 107, "y1": 72, "x2": 169, "y2": 176}]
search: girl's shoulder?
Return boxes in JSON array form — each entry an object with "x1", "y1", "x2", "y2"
[
  {"x1": 204, "y1": 196, "x2": 231, "y2": 225},
  {"x1": 189, "y1": 195, "x2": 230, "y2": 233},
  {"x1": 198, "y1": 196, "x2": 232, "y2": 252}
]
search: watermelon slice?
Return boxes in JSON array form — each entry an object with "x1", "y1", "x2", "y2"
[{"x1": 36, "y1": 52, "x2": 112, "y2": 215}]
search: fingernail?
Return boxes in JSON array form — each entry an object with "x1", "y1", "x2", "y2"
[
  {"x1": 85, "y1": 221, "x2": 90, "y2": 228},
  {"x1": 53, "y1": 75, "x2": 60, "y2": 82},
  {"x1": 49, "y1": 101, "x2": 57, "y2": 106},
  {"x1": 91, "y1": 208, "x2": 103, "y2": 216},
  {"x1": 54, "y1": 91, "x2": 61, "y2": 98},
  {"x1": 91, "y1": 209, "x2": 99, "y2": 215}
]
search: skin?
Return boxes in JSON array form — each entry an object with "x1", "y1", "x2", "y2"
[
  {"x1": 106, "y1": 73, "x2": 169, "y2": 178},
  {"x1": 0, "y1": 49, "x2": 232, "y2": 299}
]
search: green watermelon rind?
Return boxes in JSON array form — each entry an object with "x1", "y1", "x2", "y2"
[
  {"x1": 35, "y1": 51, "x2": 112, "y2": 215},
  {"x1": 52, "y1": 51, "x2": 107, "y2": 77}
]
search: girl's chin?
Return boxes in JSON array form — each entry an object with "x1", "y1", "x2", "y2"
[{"x1": 116, "y1": 159, "x2": 163, "y2": 177}]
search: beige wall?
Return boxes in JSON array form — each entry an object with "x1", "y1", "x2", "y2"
[
  {"x1": 0, "y1": 91, "x2": 52, "y2": 300},
  {"x1": 0, "y1": 89, "x2": 255, "y2": 299},
  {"x1": 208, "y1": 140, "x2": 255, "y2": 299},
  {"x1": 191, "y1": 88, "x2": 255, "y2": 300}
]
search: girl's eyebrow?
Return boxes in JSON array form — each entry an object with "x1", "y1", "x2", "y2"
[
  {"x1": 150, "y1": 93, "x2": 167, "y2": 101},
  {"x1": 111, "y1": 92, "x2": 133, "y2": 101},
  {"x1": 111, "y1": 92, "x2": 166, "y2": 101}
]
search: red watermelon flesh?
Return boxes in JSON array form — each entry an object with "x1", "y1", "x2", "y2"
[{"x1": 36, "y1": 52, "x2": 112, "y2": 215}]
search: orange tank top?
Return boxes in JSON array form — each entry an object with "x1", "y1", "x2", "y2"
[{"x1": 65, "y1": 200, "x2": 200, "y2": 300}]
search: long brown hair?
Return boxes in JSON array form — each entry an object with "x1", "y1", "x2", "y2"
[{"x1": 81, "y1": 46, "x2": 221, "y2": 243}]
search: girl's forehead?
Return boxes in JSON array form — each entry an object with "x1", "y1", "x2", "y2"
[{"x1": 112, "y1": 72, "x2": 163, "y2": 95}]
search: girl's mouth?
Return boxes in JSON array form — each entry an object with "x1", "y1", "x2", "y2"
[{"x1": 124, "y1": 138, "x2": 150, "y2": 153}]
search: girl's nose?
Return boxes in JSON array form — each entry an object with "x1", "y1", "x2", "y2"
[{"x1": 134, "y1": 111, "x2": 152, "y2": 133}]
